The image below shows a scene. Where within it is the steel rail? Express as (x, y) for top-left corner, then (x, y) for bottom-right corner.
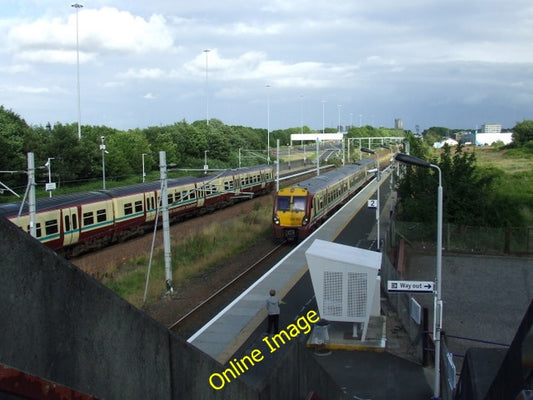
(168, 242), (285, 330)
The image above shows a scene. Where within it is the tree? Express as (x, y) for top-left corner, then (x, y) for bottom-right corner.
(0, 106), (33, 189)
(512, 120), (533, 145)
(47, 123), (87, 184)
(396, 142), (524, 228)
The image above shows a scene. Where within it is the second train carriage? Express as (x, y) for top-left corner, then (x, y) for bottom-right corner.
(272, 158), (374, 242)
(0, 164), (275, 256)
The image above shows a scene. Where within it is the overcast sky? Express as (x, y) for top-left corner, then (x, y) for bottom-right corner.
(1, 0), (532, 133)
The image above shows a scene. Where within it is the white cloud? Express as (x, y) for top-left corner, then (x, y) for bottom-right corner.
(7, 7), (175, 65)
(1, 0), (532, 131)
(119, 68), (166, 80)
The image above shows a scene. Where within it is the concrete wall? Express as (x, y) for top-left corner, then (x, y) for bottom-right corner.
(0, 216), (340, 399)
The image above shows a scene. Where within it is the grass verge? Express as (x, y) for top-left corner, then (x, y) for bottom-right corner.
(101, 200), (272, 308)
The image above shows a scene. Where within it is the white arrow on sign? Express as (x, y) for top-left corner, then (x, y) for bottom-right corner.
(387, 280), (434, 293)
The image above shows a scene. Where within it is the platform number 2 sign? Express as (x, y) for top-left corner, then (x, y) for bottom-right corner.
(367, 199), (377, 209)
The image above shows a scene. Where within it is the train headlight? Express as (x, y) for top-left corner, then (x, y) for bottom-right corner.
(273, 215), (280, 225)
(302, 216), (309, 226)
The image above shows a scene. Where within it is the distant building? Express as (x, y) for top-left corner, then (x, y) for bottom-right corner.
(481, 124), (502, 134)
(394, 119), (403, 130)
(458, 131), (475, 145)
(476, 132), (513, 146)
(433, 138), (459, 148)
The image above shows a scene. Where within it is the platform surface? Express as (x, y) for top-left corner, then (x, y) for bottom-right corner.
(188, 174), (379, 363)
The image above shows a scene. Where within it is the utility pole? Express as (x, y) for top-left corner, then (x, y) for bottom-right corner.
(159, 151), (173, 294)
(27, 152), (36, 238)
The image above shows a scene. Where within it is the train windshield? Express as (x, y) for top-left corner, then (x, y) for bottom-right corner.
(293, 196), (306, 211)
(276, 196), (306, 211)
(276, 196), (290, 211)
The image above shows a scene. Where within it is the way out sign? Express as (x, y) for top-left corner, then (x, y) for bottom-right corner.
(387, 280), (434, 293)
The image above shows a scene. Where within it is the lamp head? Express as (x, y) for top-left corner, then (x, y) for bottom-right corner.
(395, 153), (431, 168)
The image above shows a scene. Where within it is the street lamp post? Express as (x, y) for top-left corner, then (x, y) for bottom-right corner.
(395, 153), (443, 399)
(100, 136), (107, 189)
(322, 100), (326, 134)
(361, 147), (380, 250)
(299, 94), (304, 134)
(266, 84), (271, 164)
(45, 157), (55, 197)
(337, 104), (342, 133)
(204, 150), (208, 175)
(71, 3), (83, 139)
(142, 153), (148, 182)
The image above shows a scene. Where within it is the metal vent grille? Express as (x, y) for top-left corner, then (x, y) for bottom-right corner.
(323, 271), (343, 317)
(347, 272), (367, 317)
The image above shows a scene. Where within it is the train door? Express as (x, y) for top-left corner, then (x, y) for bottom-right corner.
(197, 183), (205, 207)
(62, 207), (80, 246)
(145, 192), (157, 222)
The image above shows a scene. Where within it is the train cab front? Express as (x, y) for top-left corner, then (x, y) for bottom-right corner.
(272, 187), (310, 242)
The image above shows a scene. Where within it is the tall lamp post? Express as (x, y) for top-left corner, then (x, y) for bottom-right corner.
(322, 100), (326, 134)
(361, 147), (380, 250)
(204, 49), (210, 126)
(266, 84), (271, 164)
(71, 3), (83, 139)
(395, 153), (443, 399)
(337, 104), (342, 133)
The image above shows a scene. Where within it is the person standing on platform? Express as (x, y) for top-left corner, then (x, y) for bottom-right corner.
(265, 289), (281, 335)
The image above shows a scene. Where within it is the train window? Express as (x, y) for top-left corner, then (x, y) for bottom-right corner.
(175, 192), (181, 202)
(207, 185), (216, 195)
(64, 215), (70, 232)
(135, 201), (143, 213)
(124, 202), (133, 215)
(182, 190), (189, 201)
(276, 196), (290, 211)
(26, 223), (42, 237)
(97, 209), (107, 222)
(190, 189), (196, 199)
(83, 211), (94, 226)
(168, 193), (174, 204)
(72, 215), (78, 229)
(293, 196), (306, 211)
(45, 219), (59, 235)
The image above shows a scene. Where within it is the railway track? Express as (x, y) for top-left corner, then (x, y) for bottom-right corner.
(168, 242), (290, 340)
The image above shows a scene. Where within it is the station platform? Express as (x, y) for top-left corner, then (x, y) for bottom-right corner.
(188, 172), (383, 363)
(307, 316), (387, 353)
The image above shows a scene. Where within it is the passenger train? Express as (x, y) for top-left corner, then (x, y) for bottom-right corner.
(272, 158), (375, 242)
(0, 165), (275, 257)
